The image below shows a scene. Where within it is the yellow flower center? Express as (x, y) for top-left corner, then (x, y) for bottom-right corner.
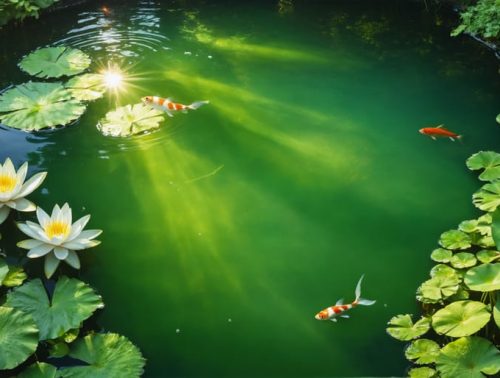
(45, 221), (70, 239)
(0, 174), (17, 193)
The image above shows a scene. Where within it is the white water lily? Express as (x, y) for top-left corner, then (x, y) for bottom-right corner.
(17, 203), (102, 278)
(0, 158), (47, 225)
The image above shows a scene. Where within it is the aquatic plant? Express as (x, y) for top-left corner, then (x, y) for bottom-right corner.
(65, 73), (106, 101)
(0, 0), (59, 28)
(0, 158), (46, 224)
(451, 0), (500, 40)
(387, 150), (500, 376)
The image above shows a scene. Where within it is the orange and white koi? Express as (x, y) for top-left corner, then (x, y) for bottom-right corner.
(419, 125), (462, 141)
(315, 275), (376, 322)
(141, 96), (209, 118)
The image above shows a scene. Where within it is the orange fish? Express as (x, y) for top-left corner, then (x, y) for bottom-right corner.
(141, 96), (209, 118)
(419, 125), (462, 141)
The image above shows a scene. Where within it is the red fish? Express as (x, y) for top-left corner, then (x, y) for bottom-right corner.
(419, 125), (462, 141)
(142, 96), (209, 118)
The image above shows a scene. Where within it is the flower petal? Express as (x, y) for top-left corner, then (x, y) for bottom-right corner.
(61, 203), (72, 226)
(36, 206), (51, 228)
(3, 158), (15, 176)
(0, 206), (10, 224)
(26, 221), (51, 243)
(76, 229), (102, 240)
(44, 253), (60, 279)
(17, 239), (45, 249)
(14, 171), (47, 199)
(54, 247), (69, 260)
(51, 203), (61, 220)
(65, 250), (80, 269)
(10, 198), (36, 212)
(11, 162), (27, 197)
(27, 243), (54, 258)
(66, 214), (90, 241)
(17, 222), (44, 241)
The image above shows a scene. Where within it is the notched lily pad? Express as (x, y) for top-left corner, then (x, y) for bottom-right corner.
(432, 300), (491, 337)
(2, 266), (27, 287)
(0, 82), (86, 131)
(431, 248), (452, 263)
(466, 151), (500, 181)
(476, 250), (500, 264)
(439, 230), (471, 250)
(450, 252), (477, 269)
(464, 263), (500, 292)
(418, 267), (460, 303)
(473, 182), (500, 212)
(408, 367), (437, 378)
(97, 103), (165, 137)
(405, 339), (440, 365)
(19, 46), (91, 78)
(18, 362), (58, 378)
(66, 74), (106, 101)
(386, 314), (430, 341)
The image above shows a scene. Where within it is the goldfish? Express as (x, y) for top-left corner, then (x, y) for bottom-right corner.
(315, 275), (375, 322)
(141, 96), (209, 117)
(419, 125), (462, 141)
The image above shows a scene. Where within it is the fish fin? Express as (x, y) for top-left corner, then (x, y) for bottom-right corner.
(330, 318), (337, 322)
(355, 275), (364, 301)
(431, 136), (436, 140)
(340, 314), (350, 318)
(357, 298), (376, 306)
(450, 137), (455, 142)
(335, 298), (344, 306)
(165, 110), (174, 118)
(354, 275), (375, 306)
(436, 124), (444, 128)
(188, 100), (210, 110)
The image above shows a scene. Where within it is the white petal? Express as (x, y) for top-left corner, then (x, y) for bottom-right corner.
(3, 158), (15, 176)
(76, 229), (102, 240)
(0, 206), (10, 224)
(27, 244), (54, 258)
(66, 215), (90, 241)
(51, 203), (61, 219)
(61, 240), (87, 250)
(54, 247), (69, 260)
(17, 239), (45, 249)
(14, 171), (47, 199)
(11, 198), (36, 212)
(61, 203), (72, 226)
(65, 250), (80, 269)
(17, 222), (44, 241)
(44, 253), (60, 278)
(10, 162), (27, 197)
(26, 221), (50, 243)
(36, 207), (51, 228)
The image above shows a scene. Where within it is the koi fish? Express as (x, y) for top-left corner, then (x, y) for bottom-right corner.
(315, 275), (376, 322)
(419, 125), (462, 141)
(141, 96), (209, 118)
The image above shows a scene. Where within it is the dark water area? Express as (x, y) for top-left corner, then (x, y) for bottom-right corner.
(0, 1), (499, 376)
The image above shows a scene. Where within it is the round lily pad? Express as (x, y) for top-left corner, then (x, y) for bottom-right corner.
(19, 47), (91, 78)
(0, 82), (86, 131)
(417, 273), (460, 303)
(464, 263), (500, 292)
(408, 367), (437, 378)
(430, 248), (452, 263)
(439, 230), (471, 250)
(66, 74), (106, 101)
(432, 300), (491, 337)
(450, 252), (477, 269)
(97, 103), (165, 137)
(459, 219), (478, 233)
(18, 362), (58, 378)
(386, 314), (430, 341)
(58, 333), (145, 377)
(473, 182), (500, 212)
(466, 151), (500, 181)
(0, 306), (39, 370)
(2, 266), (27, 287)
(494, 292), (500, 329)
(6, 277), (103, 340)
(476, 250), (500, 264)
(436, 336), (500, 378)
(405, 339), (440, 365)
(430, 264), (458, 278)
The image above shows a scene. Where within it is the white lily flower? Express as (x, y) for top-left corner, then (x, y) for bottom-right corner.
(17, 203), (102, 278)
(0, 158), (47, 225)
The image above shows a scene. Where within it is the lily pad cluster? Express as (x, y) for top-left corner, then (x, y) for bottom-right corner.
(387, 150), (500, 378)
(0, 46), (106, 131)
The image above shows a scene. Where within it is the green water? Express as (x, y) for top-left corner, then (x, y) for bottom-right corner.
(1, 0), (499, 376)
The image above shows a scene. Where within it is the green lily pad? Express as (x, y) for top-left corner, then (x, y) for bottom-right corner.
(66, 74), (106, 101)
(430, 248), (452, 263)
(473, 182), (500, 212)
(430, 264), (458, 278)
(417, 272), (460, 303)
(491, 208), (500, 250)
(58, 333), (145, 377)
(439, 230), (471, 250)
(436, 336), (500, 378)
(0, 258), (8, 283)
(464, 263), (500, 292)
(494, 292), (500, 329)
(466, 151), (500, 181)
(97, 103), (165, 137)
(476, 250), (500, 263)
(386, 314), (430, 341)
(450, 252), (477, 269)
(447, 288), (470, 301)
(0, 82), (86, 131)
(6, 277), (103, 340)
(459, 219), (479, 233)
(475, 234), (495, 248)
(405, 338), (440, 364)
(432, 300), (491, 337)
(19, 47), (91, 78)
(0, 306), (39, 370)
(408, 367), (437, 378)
(2, 265), (27, 287)
(18, 362), (58, 378)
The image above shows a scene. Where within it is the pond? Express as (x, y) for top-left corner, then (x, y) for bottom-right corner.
(0, 0), (499, 376)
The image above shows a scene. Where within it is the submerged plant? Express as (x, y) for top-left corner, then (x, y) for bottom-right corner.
(17, 203), (102, 278)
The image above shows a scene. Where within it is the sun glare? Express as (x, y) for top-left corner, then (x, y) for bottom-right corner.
(103, 70), (123, 89)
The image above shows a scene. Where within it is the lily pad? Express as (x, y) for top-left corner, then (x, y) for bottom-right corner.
(97, 103), (164, 137)
(494, 292), (500, 329)
(491, 208), (500, 250)
(405, 339), (440, 364)
(66, 74), (106, 101)
(430, 264), (458, 278)
(450, 252), (477, 269)
(58, 333), (145, 377)
(430, 248), (452, 263)
(2, 266), (27, 287)
(466, 151), (500, 181)
(18, 362), (58, 378)
(386, 314), (430, 341)
(432, 300), (491, 337)
(464, 263), (500, 292)
(436, 336), (500, 378)
(439, 230), (471, 250)
(417, 272), (460, 303)
(6, 277), (103, 340)
(473, 182), (500, 212)
(0, 258), (8, 283)
(476, 250), (500, 264)
(408, 367), (437, 378)
(0, 82), (86, 131)
(19, 47), (91, 78)
(0, 306), (39, 370)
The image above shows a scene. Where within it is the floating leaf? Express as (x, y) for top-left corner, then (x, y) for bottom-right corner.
(66, 74), (106, 101)
(459, 219), (479, 233)
(436, 336), (500, 378)
(464, 263), (500, 292)
(473, 182), (500, 212)
(0, 257), (8, 283)
(450, 252), (477, 269)
(447, 288), (470, 301)
(466, 151), (500, 181)
(476, 250), (500, 263)
(0, 306), (39, 370)
(408, 367), (437, 378)
(6, 277), (103, 340)
(97, 103), (164, 137)
(386, 314), (430, 341)
(439, 230), (471, 250)
(430, 248), (452, 263)
(49, 341), (70, 358)
(0, 82), (86, 131)
(432, 300), (491, 337)
(58, 333), (145, 377)
(430, 264), (458, 278)
(497, 114), (500, 124)
(475, 234), (495, 248)
(417, 272), (460, 303)
(2, 266), (27, 287)
(494, 292), (500, 329)
(19, 47), (91, 78)
(491, 208), (500, 250)
(405, 339), (440, 364)
(18, 362), (58, 378)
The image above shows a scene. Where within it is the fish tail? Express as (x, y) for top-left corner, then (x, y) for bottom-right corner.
(188, 100), (210, 110)
(354, 274), (376, 306)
